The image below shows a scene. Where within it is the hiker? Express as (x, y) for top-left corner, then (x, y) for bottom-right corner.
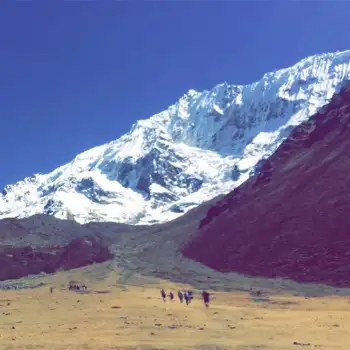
(201, 290), (210, 308)
(70, 284), (81, 292)
(161, 289), (166, 302)
(187, 290), (193, 304)
(178, 291), (184, 303)
(169, 291), (174, 302)
(184, 291), (190, 305)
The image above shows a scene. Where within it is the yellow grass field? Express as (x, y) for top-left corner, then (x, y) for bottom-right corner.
(0, 266), (350, 350)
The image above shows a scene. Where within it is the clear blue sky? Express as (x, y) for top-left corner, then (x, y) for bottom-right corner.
(1, 1), (349, 189)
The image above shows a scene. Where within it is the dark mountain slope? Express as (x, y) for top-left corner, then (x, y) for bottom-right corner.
(182, 84), (350, 288)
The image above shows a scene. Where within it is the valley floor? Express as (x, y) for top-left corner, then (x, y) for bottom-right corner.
(0, 265), (350, 350)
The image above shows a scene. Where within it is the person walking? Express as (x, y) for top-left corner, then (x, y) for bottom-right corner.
(184, 291), (190, 305)
(201, 290), (210, 308)
(188, 290), (193, 304)
(161, 289), (166, 302)
(169, 291), (174, 302)
(177, 291), (184, 303)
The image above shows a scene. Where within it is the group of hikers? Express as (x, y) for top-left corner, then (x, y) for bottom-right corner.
(161, 288), (212, 308)
(68, 282), (88, 292)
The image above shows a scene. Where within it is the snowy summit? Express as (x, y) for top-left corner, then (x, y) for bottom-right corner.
(1, 50), (350, 225)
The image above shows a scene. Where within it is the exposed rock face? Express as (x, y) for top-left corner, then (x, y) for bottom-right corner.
(0, 237), (113, 281)
(182, 84), (350, 288)
(0, 216), (114, 281)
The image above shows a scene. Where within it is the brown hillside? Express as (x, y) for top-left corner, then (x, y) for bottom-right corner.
(182, 84), (350, 288)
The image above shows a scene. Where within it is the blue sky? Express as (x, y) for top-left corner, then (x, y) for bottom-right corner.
(1, 1), (349, 188)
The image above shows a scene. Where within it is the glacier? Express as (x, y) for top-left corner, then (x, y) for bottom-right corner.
(1, 50), (350, 225)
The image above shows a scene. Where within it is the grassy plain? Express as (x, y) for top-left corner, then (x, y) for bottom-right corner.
(0, 264), (349, 350)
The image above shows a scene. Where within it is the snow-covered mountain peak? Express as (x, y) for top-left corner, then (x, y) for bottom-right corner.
(1, 50), (350, 224)
(186, 88), (201, 97)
